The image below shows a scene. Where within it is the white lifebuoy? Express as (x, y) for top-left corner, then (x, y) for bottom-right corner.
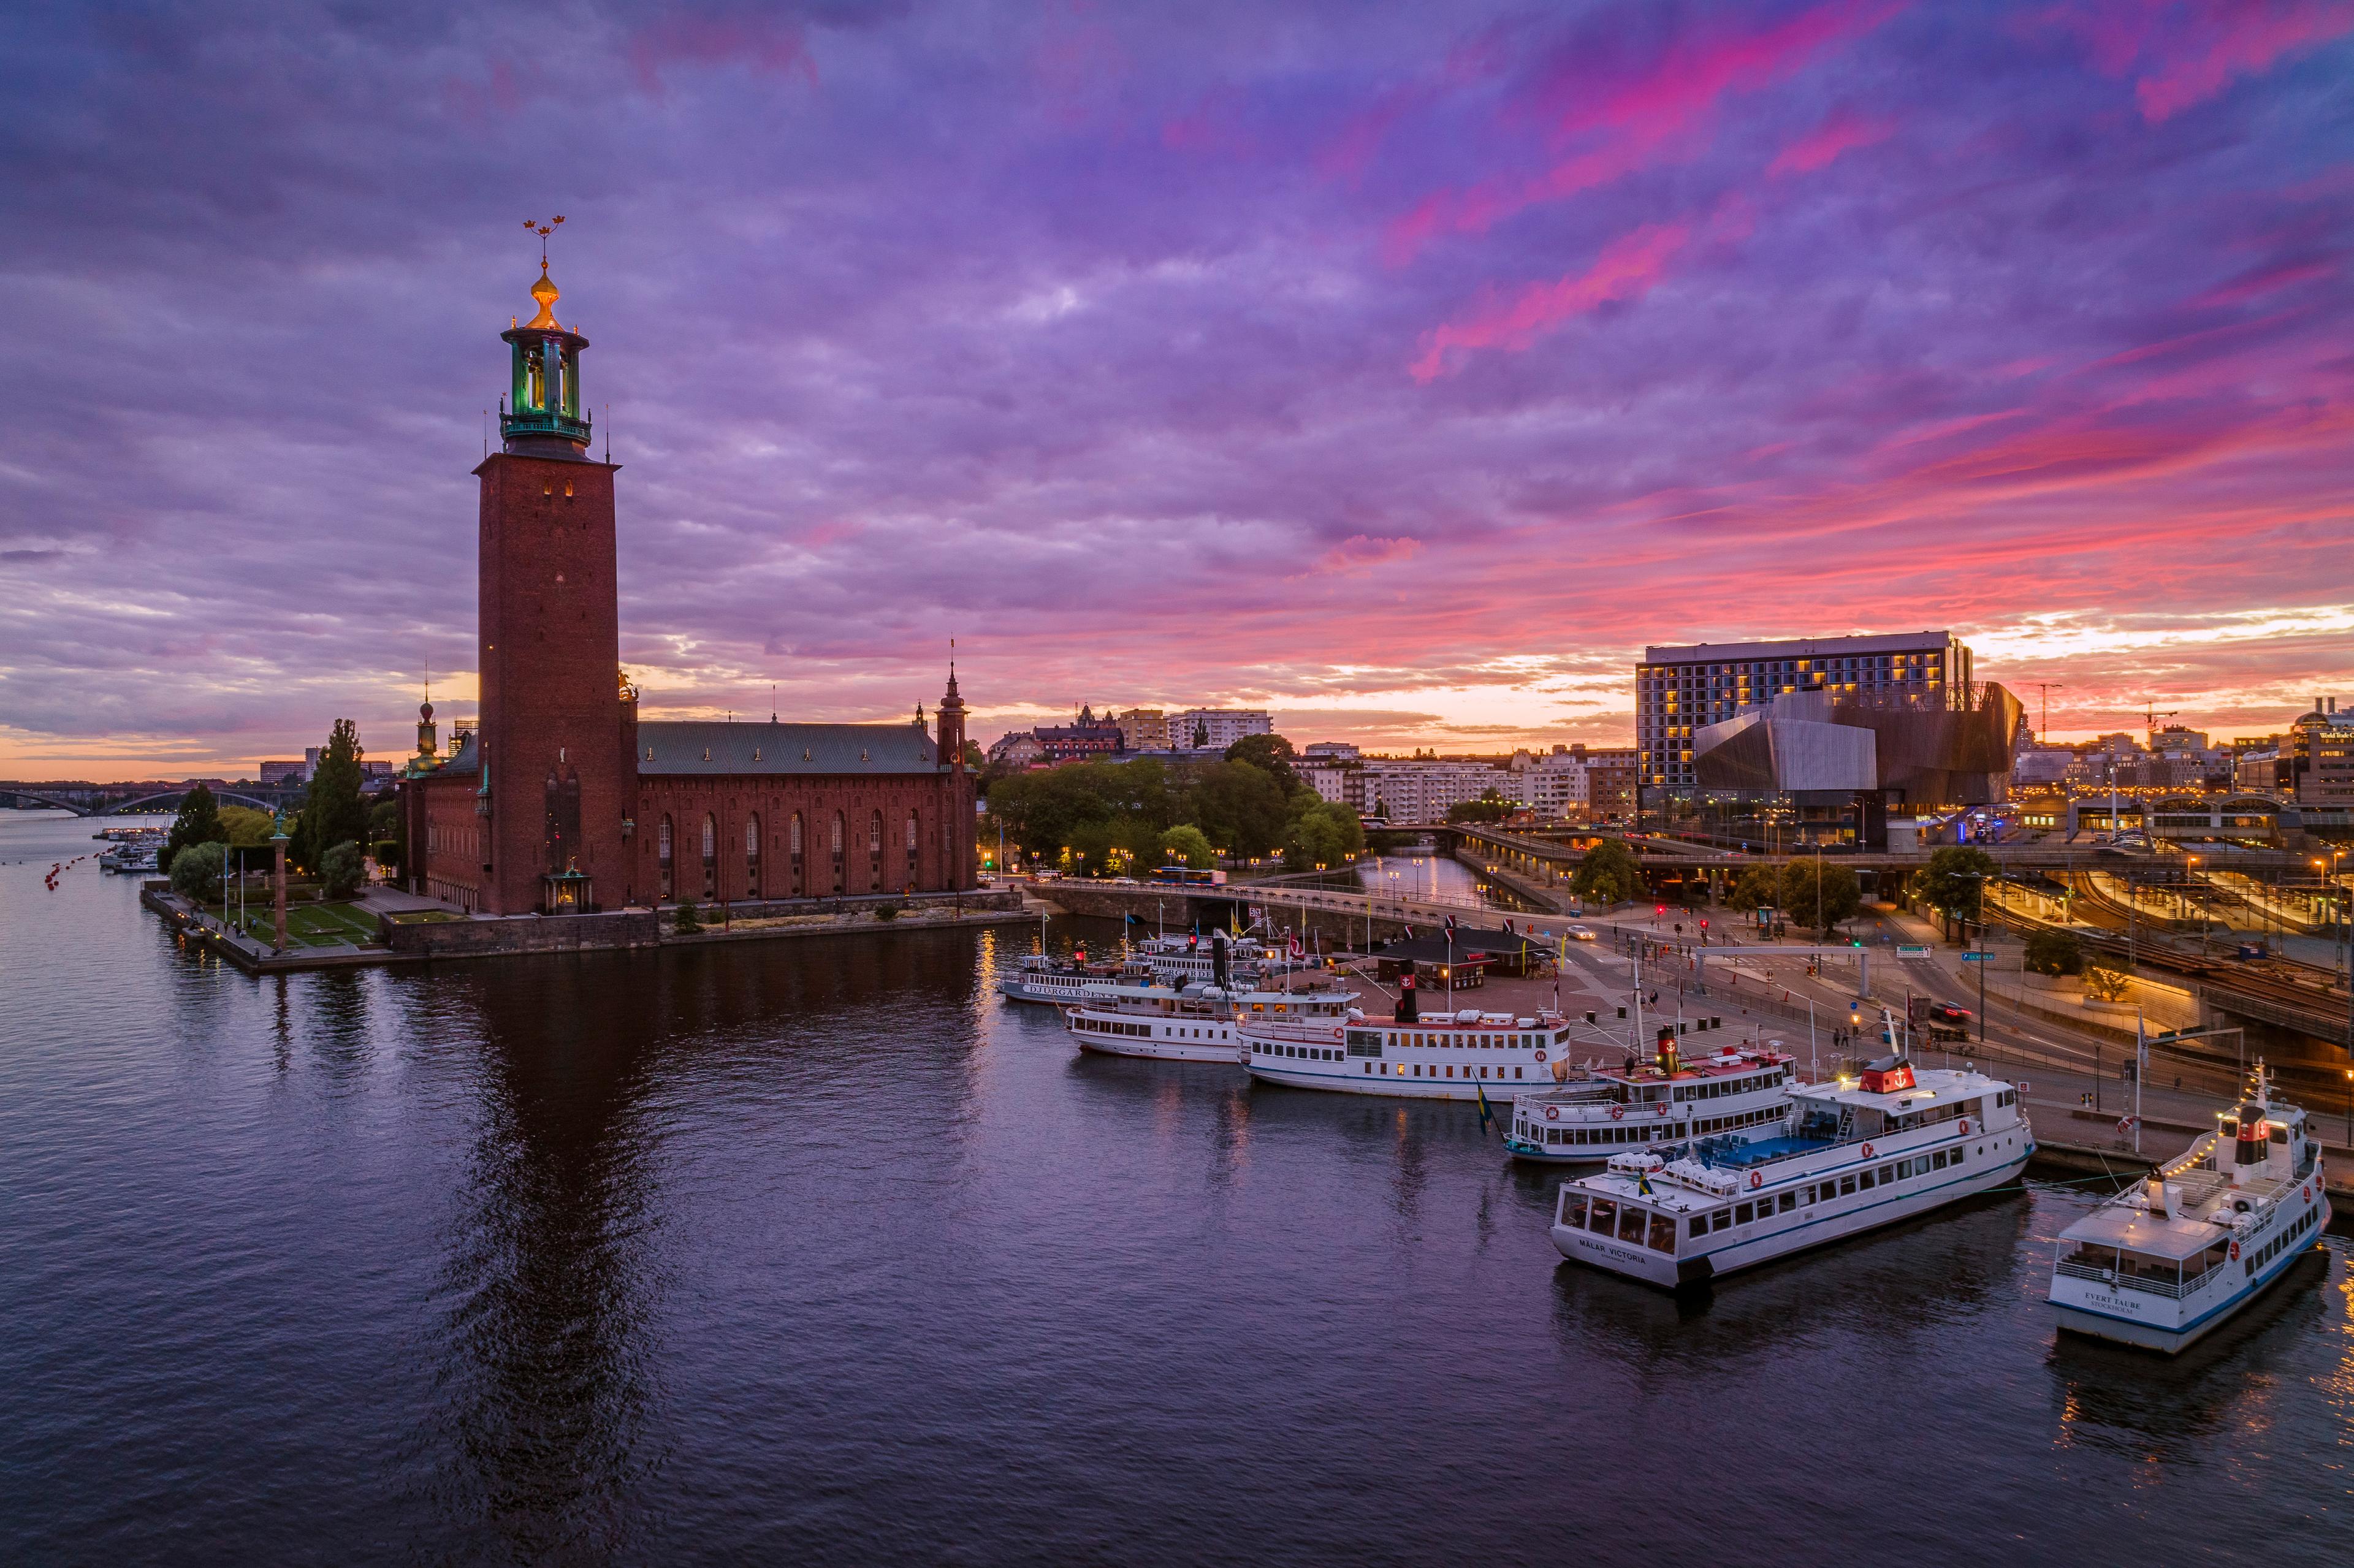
(1862, 1143), (1875, 1159)
(1332, 1026), (1344, 1041)
(1957, 1118), (1970, 1136)
(1609, 1105), (1625, 1121)
(1544, 1105), (1560, 1122)
(1748, 1171), (1762, 1190)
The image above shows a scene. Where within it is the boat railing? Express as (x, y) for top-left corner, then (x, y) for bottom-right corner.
(2054, 1257), (2221, 1301)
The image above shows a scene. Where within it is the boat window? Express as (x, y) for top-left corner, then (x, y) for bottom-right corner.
(1648, 1214), (1677, 1253)
(2270, 1125), (2288, 1144)
(1839, 1174), (1857, 1196)
(1562, 1193), (1588, 1228)
(1710, 1210), (1731, 1232)
(1777, 1192), (1797, 1214)
(2118, 1250), (2181, 1287)
(1734, 1202), (1754, 1225)
(1617, 1206), (1646, 1244)
(1857, 1170), (1875, 1190)
(1880, 1165), (1897, 1184)
(2219, 1118), (2238, 1138)
(1588, 1198), (1617, 1233)
(2062, 1241), (2119, 1273)
(1689, 1217), (1708, 1239)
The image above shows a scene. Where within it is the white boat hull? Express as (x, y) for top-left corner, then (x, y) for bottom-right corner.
(1075, 1034), (1239, 1064)
(1242, 1060), (1518, 1102)
(1553, 1141), (2033, 1288)
(2049, 1184), (2330, 1353)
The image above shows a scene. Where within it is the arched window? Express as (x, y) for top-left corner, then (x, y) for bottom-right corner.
(701, 812), (717, 899)
(791, 813), (804, 857)
(657, 815), (674, 900)
(905, 810), (918, 853)
(869, 811), (882, 854)
(745, 813), (761, 900)
(831, 811), (846, 893)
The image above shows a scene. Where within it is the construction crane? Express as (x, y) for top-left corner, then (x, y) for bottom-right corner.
(2030, 682), (2063, 740)
(2143, 700), (2179, 742)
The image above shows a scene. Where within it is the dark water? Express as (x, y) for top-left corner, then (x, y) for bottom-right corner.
(4, 809), (2349, 1566)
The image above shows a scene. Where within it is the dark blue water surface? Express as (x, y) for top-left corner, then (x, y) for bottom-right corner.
(4, 809), (2349, 1566)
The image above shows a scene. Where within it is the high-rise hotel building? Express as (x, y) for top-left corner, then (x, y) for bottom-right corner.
(1636, 631), (1975, 792)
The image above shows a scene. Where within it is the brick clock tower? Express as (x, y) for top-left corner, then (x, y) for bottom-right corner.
(474, 259), (628, 914)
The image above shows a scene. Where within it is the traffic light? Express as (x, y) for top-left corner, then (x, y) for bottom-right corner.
(1655, 904), (1666, 916)
(1699, 919), (1708, 931)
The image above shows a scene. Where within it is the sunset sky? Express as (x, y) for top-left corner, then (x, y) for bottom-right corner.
(3, 1), (2351, 779)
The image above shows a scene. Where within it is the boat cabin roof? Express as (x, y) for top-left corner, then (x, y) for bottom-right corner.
(1593, 1049), (1791, 1085)
(2060, 1203), (2225, 1257)
(1791, 1065), (2004, 1114)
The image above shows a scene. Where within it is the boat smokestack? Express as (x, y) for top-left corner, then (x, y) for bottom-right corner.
(1656, 1026), (1678, 1077)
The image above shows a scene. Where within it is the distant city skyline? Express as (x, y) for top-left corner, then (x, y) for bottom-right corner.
(4, 2), (2351, 780)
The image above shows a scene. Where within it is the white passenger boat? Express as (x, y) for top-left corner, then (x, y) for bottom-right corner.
(1243, 999), (1574, 1102)
(1135, 931), (1284, 988)
(1549, 1033), (2032, 1287)
(1065, 980), (1242, 1062)
(2048, 1064), (2328, 1353)
(100, 841), (159, 873)
(1504, 1032), (1797, 1164)
(997, 951), (1148, 1005)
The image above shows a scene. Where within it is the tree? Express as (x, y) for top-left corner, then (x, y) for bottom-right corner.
(1572, 839), (1645, 906)
(161, 782), (226, 874)
(1780, 859), (1862, 935)
(218, 805), (278, 848)
(1192, 720), (1209, 750)
(369, 797), (405, 877)
(1726, 866), (1780, 911)
(170, 840), (226, 905)
(1284, 800), (1365, 869)
(1918, 845), (1997, 921)
(1447, 789), (1513, 824)
(2083, 964), (2131, 1002)
(318, 841), (366, 899)
(2024, 927), (2083, 976)
(1223, 733), (1297, 791)
(1181, 760), (1293, 858)
(293, 718), (368, 873)
(1160, 824), (1215, 868)
(673, 899), (703, 934)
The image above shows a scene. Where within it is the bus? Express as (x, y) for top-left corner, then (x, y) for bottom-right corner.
(1148, 866), (1228, 887)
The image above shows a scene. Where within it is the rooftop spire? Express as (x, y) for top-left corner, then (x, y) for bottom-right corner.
(499, 217), (592, 458)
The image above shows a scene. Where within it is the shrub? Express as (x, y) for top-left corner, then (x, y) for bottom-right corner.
(875, 902), (902, 921)
(2083, 964), (2131, 1003)
(673, 899), (703, 934)
(318, 841), (366, 900)
(170, 840), (226, 905)
(2023, 927), (2083, 977)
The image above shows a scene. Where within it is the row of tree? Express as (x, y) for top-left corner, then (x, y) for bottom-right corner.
(981, 736), (1365, 873)
(159, 718), (380, 900)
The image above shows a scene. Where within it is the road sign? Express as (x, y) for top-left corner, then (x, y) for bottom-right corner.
(1897, 945), (1930, 957)
(1960, 951), (1992, 962)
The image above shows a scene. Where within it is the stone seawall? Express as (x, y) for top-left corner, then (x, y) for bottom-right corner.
(384, 908), (663, 958)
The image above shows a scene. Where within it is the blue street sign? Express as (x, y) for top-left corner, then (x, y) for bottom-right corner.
(1961, 951), (1992, 962)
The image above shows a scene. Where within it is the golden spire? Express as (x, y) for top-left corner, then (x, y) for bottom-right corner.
(522, 215), (566, 329)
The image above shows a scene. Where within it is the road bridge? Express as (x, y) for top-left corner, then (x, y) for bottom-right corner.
(0, 780), (306, 817)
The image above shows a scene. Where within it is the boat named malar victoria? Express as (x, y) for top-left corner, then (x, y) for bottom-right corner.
(1504, 1029), (1794, 1163)
(1243, 995), (1574, 1102)
(2048, 1064), (2328, 1353)
(1550, 1038), (2031, 1286)
(1065, 980), (1244, 1063)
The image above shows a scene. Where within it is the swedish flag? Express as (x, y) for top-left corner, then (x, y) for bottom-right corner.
(1475, 1079), (1496, 1135)
(1637, 1169), (1656, 1197)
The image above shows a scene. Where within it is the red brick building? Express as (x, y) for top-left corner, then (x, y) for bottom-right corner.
(404, 263), (975, 915)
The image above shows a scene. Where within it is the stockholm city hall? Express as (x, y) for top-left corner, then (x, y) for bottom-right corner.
(403, 256), (977, 916)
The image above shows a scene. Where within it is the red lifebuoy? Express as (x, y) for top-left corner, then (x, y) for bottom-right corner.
(1534, 1049), (1546, 1062)
(1610, 1105), (1625, 1121)
(2230, 1241), (2241, 1261)
(1957, 1119), (1970, 1136)
(1862, 1143), (1875, 1159)
(1748, 1171), (1762, 1190)
(1656, 1103), (1669, 1117)
(1331, 1026), (1344, 1041)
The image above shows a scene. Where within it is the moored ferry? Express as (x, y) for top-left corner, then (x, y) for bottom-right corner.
(1065, 980), (1243, 1063)
(1504, 1034), (1796, 1164)
(1243, 1002), (1574, 1102)
(2048, 1064), (2328, 1353)
(1549, 1034), (2032, 1287)
(997, 951), (1148, 1005)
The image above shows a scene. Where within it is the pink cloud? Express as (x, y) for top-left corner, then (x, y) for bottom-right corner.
(2135, 0), (2354, 121)
(1768, 108), (1894, 176)
(1306, 534), (1424, 576)
(1386, 1), (1896, 261)
(1410, 220), (1693, 381)
(2190, 254), (2342, 308)
(627, 15), (815, 99)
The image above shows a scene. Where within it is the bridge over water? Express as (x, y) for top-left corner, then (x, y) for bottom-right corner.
(0, 780), (308, 818)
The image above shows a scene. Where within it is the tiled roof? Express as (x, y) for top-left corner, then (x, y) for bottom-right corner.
(637, 720), (940, 776)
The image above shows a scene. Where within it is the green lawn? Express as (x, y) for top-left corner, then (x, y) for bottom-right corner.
(229, 900), (381, 948)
